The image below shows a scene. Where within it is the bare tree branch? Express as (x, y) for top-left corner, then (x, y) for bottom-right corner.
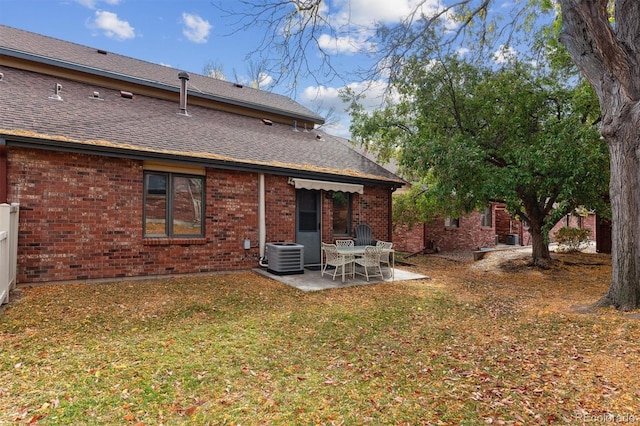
(216, 0), (540, 93)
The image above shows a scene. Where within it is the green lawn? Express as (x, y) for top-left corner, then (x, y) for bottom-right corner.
(1, 253), (639, 424)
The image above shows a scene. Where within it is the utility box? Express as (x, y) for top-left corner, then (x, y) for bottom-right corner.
(266, 242), (304, 275)
(506, 234), (519, 245)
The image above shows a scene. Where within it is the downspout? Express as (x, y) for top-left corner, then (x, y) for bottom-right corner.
(0, 138), (7, 204)
(258, 173), (267, 267)
(387, 187), (394, 241)
(423, 222), (428, 253)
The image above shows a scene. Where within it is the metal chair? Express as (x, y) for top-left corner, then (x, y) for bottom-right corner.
(321, 243), (355, 281)
(354, 223), (377, 246)
(335, 239), (354, 248)
(354, 245), (383, 281)
(376, 241), (393, 276)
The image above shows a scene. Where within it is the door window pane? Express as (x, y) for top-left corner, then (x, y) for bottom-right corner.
(299, 212), (317, 231)
(298, 191), (318, 232)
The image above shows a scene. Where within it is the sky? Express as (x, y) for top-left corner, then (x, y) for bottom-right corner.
(0, 0), (531, 139)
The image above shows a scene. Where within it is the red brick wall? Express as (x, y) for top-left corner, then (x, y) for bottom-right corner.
(7, 147), (392, 283)
(549, 213), (597, 242)
(7, 148), (268, 283)
(423, 211), (496, 252)
(392, 223), (425, 253)
(393, 207), (498, 253)
(321, 191), (334, 243)
(353, 186), (391, 242)
(264, 175), (296, 243)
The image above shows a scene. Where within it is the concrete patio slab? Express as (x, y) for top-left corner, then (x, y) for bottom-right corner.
(253, 267), (429, 292)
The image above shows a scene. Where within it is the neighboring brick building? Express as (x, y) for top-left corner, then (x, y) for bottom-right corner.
(394, 201), (600, 254)
(549, 212), (597, 243)
(0, 25), (403, 284)
(393, 204), (499, 253)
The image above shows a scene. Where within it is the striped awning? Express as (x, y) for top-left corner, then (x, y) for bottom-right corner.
(289, 178), (364, 194)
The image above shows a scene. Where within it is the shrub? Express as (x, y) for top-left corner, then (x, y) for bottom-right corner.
(555, 227), (591, 252)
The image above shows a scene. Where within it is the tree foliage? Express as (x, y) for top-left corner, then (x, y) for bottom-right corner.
(349, 56), (609, 264)
(554, 226), (592, 252)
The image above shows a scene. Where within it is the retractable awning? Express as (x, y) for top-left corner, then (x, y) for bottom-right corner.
(289, 178), (364, 194)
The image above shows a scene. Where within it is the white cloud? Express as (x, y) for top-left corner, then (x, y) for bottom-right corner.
(318, 33), (374, 55)
(74, 0), (121, 9)
(331, 0), (442, 26)
(493, 44), (518, 64)
(313, 0), (454, 56)
(302, 85), (343, 110)
(234, 72), (274, 89)
(322, 121), (352, 139)
(181, 13), (212, 44)
(301, 80), (398, 138)
(456, 47), (471, 57)
(90, 10), (135, 40)
(257, 72), (274, 87)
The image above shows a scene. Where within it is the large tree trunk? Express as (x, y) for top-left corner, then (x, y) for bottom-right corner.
(596, 111), (640, 310)
(560, 0), (640, 310)
(529, 225), (551, 267)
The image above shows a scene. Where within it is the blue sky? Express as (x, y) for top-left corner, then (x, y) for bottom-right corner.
(1, 0), (531, 138)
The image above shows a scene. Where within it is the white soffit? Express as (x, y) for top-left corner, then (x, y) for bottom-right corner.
(289, 178), (364, 194)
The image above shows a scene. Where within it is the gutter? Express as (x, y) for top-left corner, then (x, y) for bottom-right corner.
(0, 138), (6, 203)
(258, 174), (267, 267)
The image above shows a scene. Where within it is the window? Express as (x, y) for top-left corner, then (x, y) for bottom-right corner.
(332, 192), (351, 235)
(481, 205), (493, 227)
(444, 217), (459, 228)
(144, 171), (204, 237)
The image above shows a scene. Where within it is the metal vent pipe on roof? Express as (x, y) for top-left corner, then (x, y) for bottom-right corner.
(49, 83), (63, 101)
(178, 71), (190, 116)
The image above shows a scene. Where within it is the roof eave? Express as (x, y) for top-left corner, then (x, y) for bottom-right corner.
(1, 134), (403, 188)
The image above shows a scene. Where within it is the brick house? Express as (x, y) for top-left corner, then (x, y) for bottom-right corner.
(393, 204), (499, 253)
(0, 25), (403, 284)
(394, 201), (600, 254)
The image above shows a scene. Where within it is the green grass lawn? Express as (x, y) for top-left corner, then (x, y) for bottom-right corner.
(1, 253), (639, 424)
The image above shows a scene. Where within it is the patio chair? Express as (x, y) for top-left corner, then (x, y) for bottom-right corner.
(376, 241), (393, 276)
(321, 243), (355, 281)
(354, 223), (377, 246)
(335, 239), (354, 248)
(354, 245), (383, 281)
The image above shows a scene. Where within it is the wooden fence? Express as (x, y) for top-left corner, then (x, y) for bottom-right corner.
(0, 203), (19, 305)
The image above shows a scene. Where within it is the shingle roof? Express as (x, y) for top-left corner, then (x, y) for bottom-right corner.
(0, 25), (324, 124)
(0, 67), (403, 185)
(0, 26), (403, 186)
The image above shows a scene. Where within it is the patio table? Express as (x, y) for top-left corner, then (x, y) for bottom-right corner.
(327, 245), (395, 283)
